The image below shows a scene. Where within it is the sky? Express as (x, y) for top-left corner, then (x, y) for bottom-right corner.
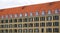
(0, 0), (59, 9)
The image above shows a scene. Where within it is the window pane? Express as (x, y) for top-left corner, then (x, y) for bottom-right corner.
(34, 17), (39, 21)
(23, 24), (27, 27)
(9, 19), (12, 23)
(53, 22), (59, 26)
(18, 29), (22, 33)
(14, 19), (17, 22)
(23, 18), (28, 22)
(5, 20), (8, 23)
(46, 28), (52, 32)
(53, 28), (59, 32)
(40, 23), (45, 27)
(34, 28), (39, 32)
(53, 16), (59, 20)
(29, 29), (33, 32)
(46, 22), (52, 26)
(28, 23), (33, 27)
(34, 23), (39, 27)
(40, 17), (45, 21)
(18, 24), (22, 28)
(18, 19), (22, 22)
(46, 16), (52, 21)
(28, 18), (33, 22)
(41, 28), (44, 32)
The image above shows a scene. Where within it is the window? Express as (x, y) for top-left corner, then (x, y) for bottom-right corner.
(5, 29), (8, 33)
(14, 29), (17, 32)
(41, 28), (44, 32)
(28, 18), (33, 22)
(1, 16), (4, 19)
(34, 17), (39, 21)
(53, 16), (59, 20)
(30, 12), (33, 16)
(53, 22), (59, 26)
(48, 10), (51, 14)
(36, 11), (39, 16)
(34, 23), (39, 27)
(18, 24), (22, 28)
(1, 20), (4, 23)
(15, 14), (18, 18)
(5, 20), (8, 23)
(14, 19), (17, 22)
(23, 18), (28, 22)
(53, 28), (59, 32)
(5, 24), (8, 28)
(14, 24), (17, 28)
(46, 22), (52, 26)
(40, 23), (45, 27)
(29, 29), (33, 32)
(9, 24), (12, 28)
(18, 18), (22, 22)
(9, 14), (13, 18)
(55, 9), (59, 14)
(5, 15), (8, 18)
(20, 13), (22, 17)
(18, 29), (22, 33)
(46, 28), (52, 32)
(34, 28), (39, 32)
(9, 29), (12, 33)
(28, 23), (33, 27)
(25, 13), (28, 16)
(23, 24), (27, 27)
(42, 11), (45, 15)
(9, 19), (12, 23)
(46, 16), (52, 21)
(23, 29), (27, 32)
(40, 17), (45, 21)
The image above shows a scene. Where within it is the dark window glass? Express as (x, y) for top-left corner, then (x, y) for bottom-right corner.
(28, 18), (33, 22)
(5, 29), (8, 33)
(53, 22), (59, 26)
(41, 28), (44, 32)
(46, 22), (52, 26)
(5, 24), (8, 28)
(1, 20), (4, 23)
(18, 24), (22, 28)
(23, 29), (27, 32)
(9, 29), (12, 33)
(53, 16), (59, 20)
(53, 28), (59, 32)
(14, 19), (17, 22)
(40, 17), (45, 21)
(34, 17), (39, 21)
(28, 23), (33, 27)
(34, 28), (39, 32)
(14, 24), (17, 28)
(40, 23), (45, 27)
(18, 19), (22, 22)
(34, 23), (39, 27)
(9, 19), (12, 23)
(46, 16), (52, 21)
(5, 20), (8, 23)
(23, 18), (28, 22)
(9, 24), (12, 28)
(18, 29), (22, 32)
(23, 24), (27, 27)
(46, 28), (52, 32)
(29, 29), (33, 32)
(14, 29), (17, 32)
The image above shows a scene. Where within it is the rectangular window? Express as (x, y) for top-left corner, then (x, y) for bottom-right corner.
(41, 28), (44, 32)
(14, 29), (17, 32)
(46, 28), (52, 32)
(28, 18), (33, 22)
(40, 23), (45, 27)
(28, 23), (33, 27)
(9, 24), (12, 28)
(14, 19), (17, 22)
(53, 16), (59, 20)
(1, 20), (4, 23)
(23, 18), (28, 22)
(5, 20), (8, 23)
(40, 17), (45, 21)
(46, 16), (52, 21)
(34, 28), (39, 32)
(34, 23), (39, 27)
(53, 28), (59, 32)
(18, 19), (22, 22)
(9, 29), (12, 33)
(23, 29), (27, 32)
(34, 17), (39, 21)
(18, 29), (22, 33)
(23, 24), (27, 27)
(53, 22), (59, 26)
(14, 24), (17, 28)
(46, 22), (52, 26)
(18, 24), (22, 28)
(9, 19), (12, 23)
(29, 29), (33, 32)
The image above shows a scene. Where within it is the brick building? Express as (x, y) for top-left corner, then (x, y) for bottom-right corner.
(0, 1), (60, 33)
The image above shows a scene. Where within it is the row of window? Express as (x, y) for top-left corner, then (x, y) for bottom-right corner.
(0, 9), (59, 19)
(0, 28), (59, 33)
(0, 22), (59, 28)
(0, 16), (59, 23)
